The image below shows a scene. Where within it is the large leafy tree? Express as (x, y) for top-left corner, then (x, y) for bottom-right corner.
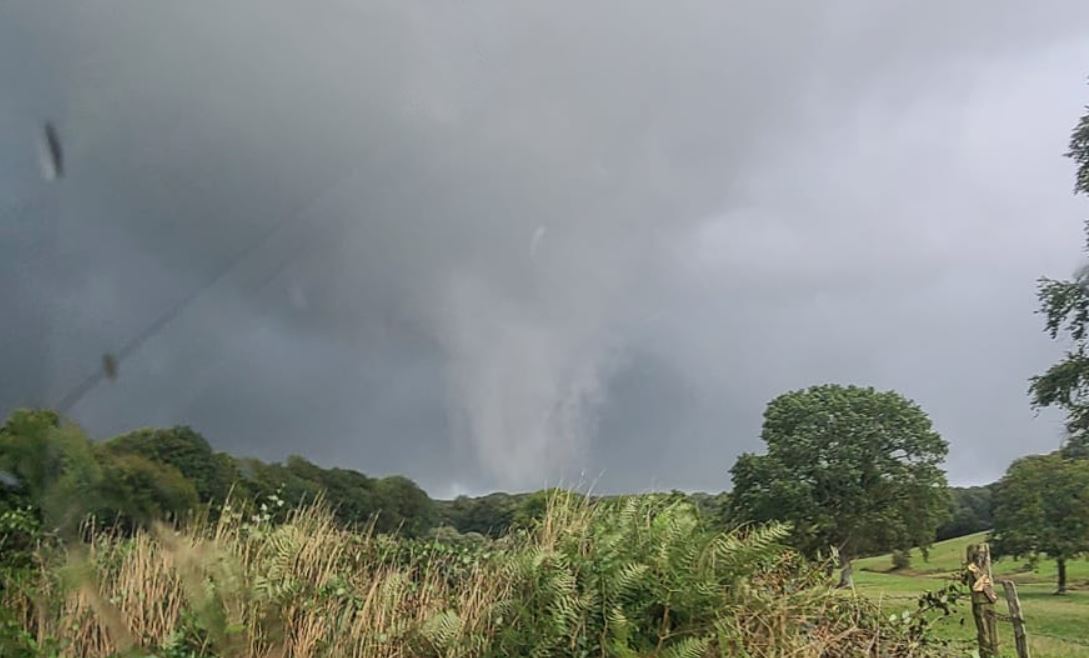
(372, 475), (436, 537)
(990, 453), (1089, 593)
(0, 409), (199, 534)
(231, 457), (323, 519)
(1031, 98), (1089, 457)
(102, 426), (239, 503)
(285, 455), (380, 527)
(0, 409), (107, 535)
(91, 452), (200, 530)
(730, 384), (950, 587)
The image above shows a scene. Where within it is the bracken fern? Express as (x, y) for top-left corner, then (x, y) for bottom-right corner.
(2, 492), (946, 657)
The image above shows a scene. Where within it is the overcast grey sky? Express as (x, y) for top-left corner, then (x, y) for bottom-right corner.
(2, 1), (1088, 497)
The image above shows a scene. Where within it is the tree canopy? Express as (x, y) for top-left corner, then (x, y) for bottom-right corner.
(102, 426), (239, 503)
(936, 485), (994, 542)
(93, 452), (199, 530)
(990, 452), (1089, 593)
(0, 409), (199, 535)
(1030, 99), (1089, 458)
(0, 402), (1018, 561)
(0, 408), (438, 538)
(729, 384), (950, 587)
(438, 492), (522, 537)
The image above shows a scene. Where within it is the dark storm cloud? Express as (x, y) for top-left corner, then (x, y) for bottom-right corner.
(2, 1), (1088, 496)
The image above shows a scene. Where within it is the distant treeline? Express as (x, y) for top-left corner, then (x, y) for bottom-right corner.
(0, 409), (433, 537)
(0, 407), (990, 543)
(936, 484), (993, 541)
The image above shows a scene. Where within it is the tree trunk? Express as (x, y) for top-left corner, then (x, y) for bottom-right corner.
(1057, 558), (1067, 595)
(837, 553), (854, 589)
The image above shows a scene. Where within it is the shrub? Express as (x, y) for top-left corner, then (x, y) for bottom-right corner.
(891, 549), (912, 571)
(0, 493), (950, 657)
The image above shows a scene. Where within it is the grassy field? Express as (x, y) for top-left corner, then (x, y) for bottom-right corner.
(853, 532), (1089, 657)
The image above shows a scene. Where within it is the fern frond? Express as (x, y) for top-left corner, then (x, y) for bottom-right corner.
(420, 609), (463, 651)
(662, 635), (711, 658)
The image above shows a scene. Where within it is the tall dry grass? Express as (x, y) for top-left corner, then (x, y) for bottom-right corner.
(10, 505), (508, 657)
(3, 493), (949, 658)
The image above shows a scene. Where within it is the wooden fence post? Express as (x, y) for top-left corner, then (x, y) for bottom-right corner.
(965, 544), (999, 658)
(1000, 579), (1030, 658)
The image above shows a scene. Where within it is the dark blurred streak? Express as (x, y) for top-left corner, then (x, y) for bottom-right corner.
(101, 353), (118, 380)
(53, 166), (366, 414)
(42, 121), (64, 180)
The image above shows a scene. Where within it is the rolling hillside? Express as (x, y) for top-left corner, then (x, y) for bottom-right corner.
(853, 532), (1089, 657)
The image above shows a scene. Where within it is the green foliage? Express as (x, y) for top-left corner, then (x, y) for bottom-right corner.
(372, 475), (436, 537)
(231, 456), (437, 537)
(1031, 97), (1089, 454)
(1071, 92), (1089, 195)
(509, 488), (555, 530)
(102, 426), (238, 504)
(1, 409), (441, 540)
(93, 452), (200, 529)
(0, 409), (61, 497)
(855, 531), (1089, 655)
(936, 485), (994, 541)
(283, 455), (375, 518)
(0, 506), (43, 576)
(0, 409), (111, 537)
(234, 457), (322, 514)
(899, 582), (966, 648)
(990, 452), (1089, 592)
(730, 384), (951, 581)
(489, 493), (875, 657)
(686, 491), (732, 529)
(427, 524), (489, 550)
(4, 493), (954, 657)
(0, 409), (203, 536)
(439, 490), (735, 542)
(0, 605), (52, 658)
(439, 492), (522, 537)
(891, 549), (911, 571)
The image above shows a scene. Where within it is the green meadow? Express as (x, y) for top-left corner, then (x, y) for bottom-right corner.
(854, 532), (1089, 657)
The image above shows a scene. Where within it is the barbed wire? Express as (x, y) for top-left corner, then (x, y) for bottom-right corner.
(50, 156), (372, 413)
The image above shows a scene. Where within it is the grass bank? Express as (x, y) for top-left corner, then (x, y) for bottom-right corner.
(854, 532), (1089, 657)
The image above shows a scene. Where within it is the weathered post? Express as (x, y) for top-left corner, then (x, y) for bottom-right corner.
(965, 544), (999, 658)
(1000, 579), (1030, 658)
